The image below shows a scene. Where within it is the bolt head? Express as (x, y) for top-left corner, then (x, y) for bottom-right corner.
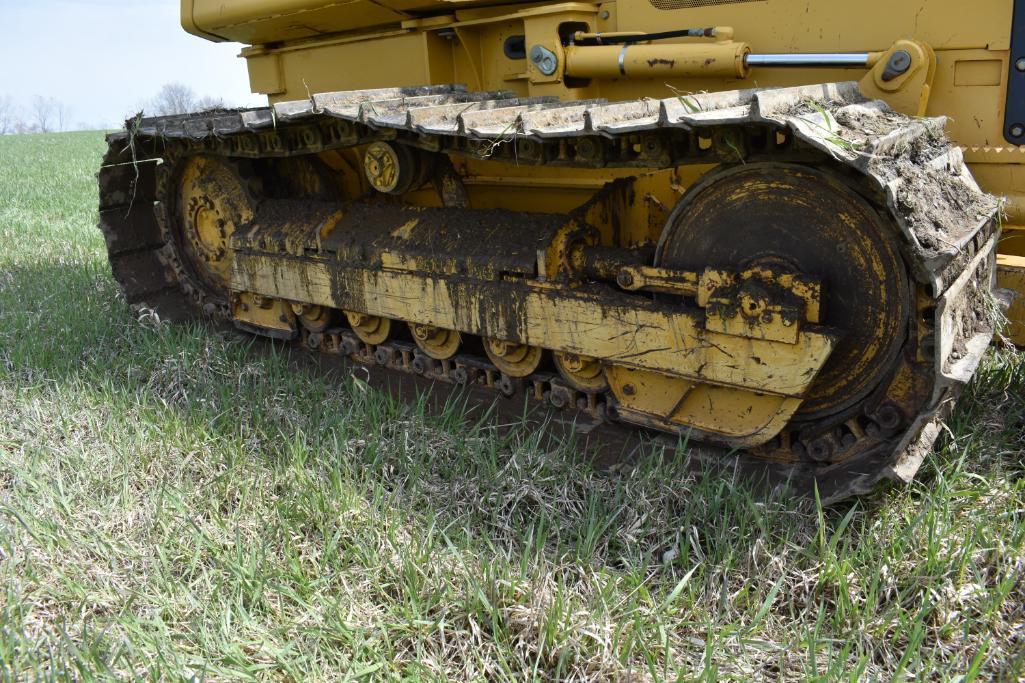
(807, 437), (835, 463)
(1010, 124), (1025, 139)
(642, 136), (662, 155)
(1016, 57), (1025, 73)
(888, 50), (912, 71)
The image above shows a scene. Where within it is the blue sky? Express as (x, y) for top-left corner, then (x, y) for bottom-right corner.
(0, 0), (263, 129)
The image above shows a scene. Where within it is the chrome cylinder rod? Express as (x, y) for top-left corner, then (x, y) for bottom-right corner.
(746, 53), (871, 67)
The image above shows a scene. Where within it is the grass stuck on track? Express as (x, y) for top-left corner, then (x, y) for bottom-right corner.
(0, 131), (1023, 681)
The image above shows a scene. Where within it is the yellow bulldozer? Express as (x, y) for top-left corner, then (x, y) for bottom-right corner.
(98, 0), (1025, 499)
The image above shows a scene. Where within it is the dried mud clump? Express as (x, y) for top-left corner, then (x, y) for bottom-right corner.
(830, 104), (999, 258)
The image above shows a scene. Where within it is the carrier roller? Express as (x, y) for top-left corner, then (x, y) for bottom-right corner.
(98, 81), (1002, 502)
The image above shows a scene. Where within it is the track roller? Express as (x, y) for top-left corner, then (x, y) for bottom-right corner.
(409, 323), (461, 360)
(553, 352), (608, 393)
(346, 311), (392, 345)
(484, 339), (544, 378)
(293, 303), (332, 332)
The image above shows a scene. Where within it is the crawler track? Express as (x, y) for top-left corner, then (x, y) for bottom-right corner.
(98, 81), (1000, 502)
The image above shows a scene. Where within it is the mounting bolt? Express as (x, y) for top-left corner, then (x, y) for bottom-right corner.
(881, 50), (912, 82)
(530, 45), (558, 76)
(410, 356), (427, 375)
(1016, 57), (1025, 73)
(546, 390), (566, 408)
(576, 137), (600, 161)
(806, 437), (835, 463)
(616, 270), (635, 288)
(873, 403), (903, 431)
(497, 375), (517, 397)
(1010, 123), (1025, 139)
(374, 346), (393, 365)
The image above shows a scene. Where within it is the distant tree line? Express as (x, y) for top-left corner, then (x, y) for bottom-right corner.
(0, 83), (228, 135)
(0, 95), (72, 134)
(148, 82), (225, 116)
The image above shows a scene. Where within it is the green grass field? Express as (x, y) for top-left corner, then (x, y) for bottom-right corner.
(1, 131), (1023, 681)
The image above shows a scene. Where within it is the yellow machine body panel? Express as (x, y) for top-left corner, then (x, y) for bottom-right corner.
(184, 0), (1024, 270)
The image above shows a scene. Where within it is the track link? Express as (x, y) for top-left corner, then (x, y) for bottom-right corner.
(98, 81), (1001, 503)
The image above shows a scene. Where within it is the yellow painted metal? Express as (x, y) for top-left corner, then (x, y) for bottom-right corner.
(563, 41), (749, 79)
(193, 0), (1024, 235)
(858, 39), (937, 117)
(230, 252), (839, 397)
(293, 303), (332, 332)
(484, 339), (544, 378)
(233, 293), (296, 336)
(553, 352), (607, 393)
(345, 310), (392, 344)
(177, 155), (254, 295)
(199, 0), (1015, 156)
(997, 255), (1025, 346)
(410, 323), (462, 359)
(176, 0), (1025, 389)
(186, 0), (410, 44)
(364, 142), (402, 193)
(605, 366), (802, 446)
(363, 141), (425, 195)
(614, 265), (699, 296)
(696, 267), (822, 344)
